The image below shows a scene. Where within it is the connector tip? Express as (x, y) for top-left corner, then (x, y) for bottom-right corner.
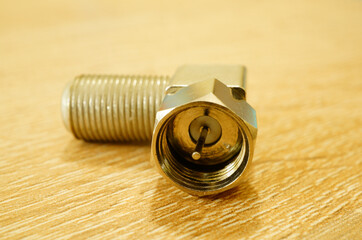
(192, 152), (201, 160)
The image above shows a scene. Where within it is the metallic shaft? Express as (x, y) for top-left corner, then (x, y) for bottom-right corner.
(62, 74), (169, 142)
(191, 126), (209, 160)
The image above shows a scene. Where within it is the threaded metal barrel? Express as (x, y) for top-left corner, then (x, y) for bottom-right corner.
(61, 74), (169, 142)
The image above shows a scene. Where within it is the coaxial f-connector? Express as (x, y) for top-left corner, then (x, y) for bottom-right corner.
(62, 65), (257, 196)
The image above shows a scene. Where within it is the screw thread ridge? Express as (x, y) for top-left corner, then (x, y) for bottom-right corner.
(64, 74), (169, 141)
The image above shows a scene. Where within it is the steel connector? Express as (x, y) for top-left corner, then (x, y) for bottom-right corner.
(151, 65), (257, 196)
(61, 65), (257, 196)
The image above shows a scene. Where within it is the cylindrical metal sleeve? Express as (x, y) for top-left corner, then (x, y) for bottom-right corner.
(61, 74), (169, 142)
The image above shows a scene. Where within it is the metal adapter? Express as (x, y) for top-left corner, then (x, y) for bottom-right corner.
(61, 65), (257, 196)
(151, 65), (257, 196)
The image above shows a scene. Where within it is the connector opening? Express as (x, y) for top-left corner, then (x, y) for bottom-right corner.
(154, 104), (251, 194)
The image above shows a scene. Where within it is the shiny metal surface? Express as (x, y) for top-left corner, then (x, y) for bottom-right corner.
(151, 66), (257, 196)
(62, 74), (169, 141)
(61, 65), (257, 196)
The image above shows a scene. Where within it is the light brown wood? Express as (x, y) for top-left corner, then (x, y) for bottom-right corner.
(0, 0), (361, 239)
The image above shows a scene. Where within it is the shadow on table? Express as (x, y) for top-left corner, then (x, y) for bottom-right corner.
(62, 139), (261, 237)
(149, 176), (260, 238)
(61, 139), (150, 169)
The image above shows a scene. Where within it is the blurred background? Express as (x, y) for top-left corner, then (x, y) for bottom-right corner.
(1, 0), (360, 75)
(1, 0), (361, 158)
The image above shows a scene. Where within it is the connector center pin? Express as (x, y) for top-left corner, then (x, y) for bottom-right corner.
(192, 126), (209, 160)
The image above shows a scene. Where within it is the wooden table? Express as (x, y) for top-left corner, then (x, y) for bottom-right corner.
(0, 0), (361, 239)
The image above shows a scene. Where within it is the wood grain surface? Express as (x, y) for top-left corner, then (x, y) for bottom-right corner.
(0, 0), (361, 239)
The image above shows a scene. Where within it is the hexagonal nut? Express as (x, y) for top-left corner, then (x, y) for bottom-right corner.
(151, 78), (257, 196)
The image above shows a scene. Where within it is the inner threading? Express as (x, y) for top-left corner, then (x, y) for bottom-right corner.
(157, 121), (249, 192)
